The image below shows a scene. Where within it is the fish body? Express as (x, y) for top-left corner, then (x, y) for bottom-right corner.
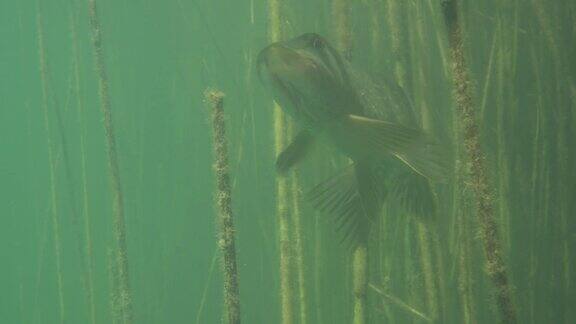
(258, 33), (448, 244)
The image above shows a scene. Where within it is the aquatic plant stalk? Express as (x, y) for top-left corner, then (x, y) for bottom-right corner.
(332, 0), (352, 60)
(284, 119), (307, 324)
(454, 173), (477, 324)
(87, 1), (133, 322)
(410, 5), (441, 319)
(290, 167), (308, 324)
(527, 46), (543, 323)
(385, 0), (407, 87)
(70, 11), (97, 324)
(494, 13), (515, 259)
(313, 210), (324, 324)
(268, 1), (295, 323)
(368, 1), (383, 69)
(352, 244), (368, 324)
(206, 90), (242, 324)
(532, 3), (573, 320)
(39, 6), (96, 323)
(195, 247), (219, 324)
(331, 2), (370, 323)
(441, 1), (517, 323)
(36, 11), (65, 324)
(369, 283), (432, 322)
(107, 248), (121, 324)
(275, 109), (294, 324)
(416, 223), (438, 321)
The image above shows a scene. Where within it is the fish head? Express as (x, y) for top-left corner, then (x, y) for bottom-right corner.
(258, 33), (360, 126)
(258, 33), (348, 81)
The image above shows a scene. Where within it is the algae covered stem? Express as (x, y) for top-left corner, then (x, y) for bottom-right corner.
(87, 0), (134, 322)
(442, 1), (517, 323)
(206, 90), (242, 324)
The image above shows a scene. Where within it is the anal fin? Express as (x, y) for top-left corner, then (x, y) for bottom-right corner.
(308, 161), (386, 247)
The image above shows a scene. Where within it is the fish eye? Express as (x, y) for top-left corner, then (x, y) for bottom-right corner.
(312, 37), (324, 49)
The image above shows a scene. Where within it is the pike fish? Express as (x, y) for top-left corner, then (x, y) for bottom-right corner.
(257, 33), (449, 245)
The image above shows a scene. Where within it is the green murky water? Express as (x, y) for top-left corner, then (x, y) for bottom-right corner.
(1, 1), (575, 323)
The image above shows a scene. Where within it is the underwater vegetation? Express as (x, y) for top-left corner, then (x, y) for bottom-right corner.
(2, 0), (575, 324)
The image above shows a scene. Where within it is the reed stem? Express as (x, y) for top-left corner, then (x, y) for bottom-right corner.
(411, 5), (441, 319)
(70, 10), (97, 324)
(455, 186), (476, 324)
(416, 223), (438, 321)
(195, 247), (219, 324)
(332, 0), (352, 60)
(268, 1), (294, 323)
(290, 169), (308, 324)
(107, 248), (121, 324)
(87, 1), (133, 322)
(369, 283), (432, 323)
(206, 90), (242, 324)
(441, 1), (517, 323)
(276, 113), (294, 324)
(352, 244), (368, 324)
(385, 0), (407, 87)
(330, 2), (371, 323)
(36, 11), (65, 324)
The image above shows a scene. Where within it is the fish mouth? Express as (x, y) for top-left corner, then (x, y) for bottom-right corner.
(256, 43), (319, 103)
(256, 43), (286, 84)
(257, 46), (304, 107)
(257, 44), (319, 84)
(257, 43), (322, 122)
(257, 33), (351, 89)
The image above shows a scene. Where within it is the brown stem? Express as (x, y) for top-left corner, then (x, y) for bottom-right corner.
(87, 1), (133, 322)
(441, 1), (517, 323)
(206, 90), (242, 324)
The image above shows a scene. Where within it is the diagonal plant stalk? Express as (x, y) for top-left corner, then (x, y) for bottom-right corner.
(369, 283), (432, 323)
(195, 247), (219, 324)
(87, 1), (134, 322)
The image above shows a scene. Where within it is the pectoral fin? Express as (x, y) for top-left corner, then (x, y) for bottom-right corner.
(276, 130), (315, 175)
(336, 114), (451, 181)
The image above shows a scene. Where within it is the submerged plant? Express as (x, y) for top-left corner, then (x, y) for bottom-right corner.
(87, 1), (133, 322)
(267, 1), (296, 323)
(442, 1), (517, 323)
(36, 10), (65, 324)
(206, 89), (242, 324)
